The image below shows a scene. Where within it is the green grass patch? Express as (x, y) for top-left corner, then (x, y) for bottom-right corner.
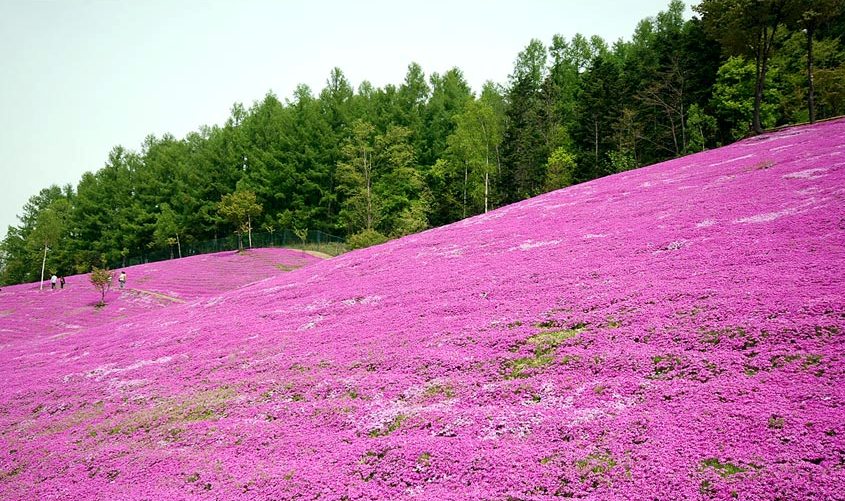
(576, 450), (617, 483)
(814, 325), (840, 337)
(700, 458), (746, 477)
(767, 415), (785, 430)
(770, 354), (801, 368)
(423, 383), (455, 399)
(700, 326), (752, 347)
(369, 413), (408, 437)
(527, 324), (586, 349)
(165, 427), (184, 442)
(802, 354), (822, 368)
(676, 306), (701, 318)
(700, 479), (715, 496)
(105, 387), (234, 436)
(503, 322), (586, 379)
(260, 389), (275, 401)
(560, 354), (580, 365)
(40, 401), (105, 435)
(701, 330), (721, 345)
(770, 353), (824, 372)
(533, 319), (563, 330)
(503, 353), (555, 379)
(651, 354), (683, 378)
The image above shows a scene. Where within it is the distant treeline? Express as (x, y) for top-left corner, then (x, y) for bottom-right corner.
(2, 0), (843, 285)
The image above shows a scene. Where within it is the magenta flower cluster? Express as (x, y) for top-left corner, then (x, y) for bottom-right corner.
(1, 120), (844, 500)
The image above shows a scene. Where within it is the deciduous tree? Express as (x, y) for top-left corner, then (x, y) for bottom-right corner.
(89, 266), (112, 306)
(218, 190), (262, 251)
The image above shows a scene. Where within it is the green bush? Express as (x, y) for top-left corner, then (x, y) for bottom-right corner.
(347, 229), (389, 250)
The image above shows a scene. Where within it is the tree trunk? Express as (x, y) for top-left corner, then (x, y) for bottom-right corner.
(247, 216), (253, 248)
(366, 178), (372, 230)
(176, 232), (182, 258)
(753, 28), (765, 134)
(39, 243), (47, 291)
(484, 136), (490, 214)
(669, 116), (679, 156)
(365, 150), (372, 231)
(463, 161), (468, 219)
(594, 116), (600, 169)
(754, 10), (782, 134)
(807, 22), (816, 123)
(495, 144), (501, 177)
(482, 121), (491, 213)
(484, 170), (489, 214)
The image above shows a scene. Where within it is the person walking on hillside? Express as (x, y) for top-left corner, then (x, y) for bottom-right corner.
(50, 274), (58, 290)
(118, 271), (127, 290)
(60, 276), (65, 289)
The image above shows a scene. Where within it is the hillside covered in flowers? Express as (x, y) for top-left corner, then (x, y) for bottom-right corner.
(1, 119), (844, 500)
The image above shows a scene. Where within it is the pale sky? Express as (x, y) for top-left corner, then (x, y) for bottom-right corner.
(0, 0), (690, 240)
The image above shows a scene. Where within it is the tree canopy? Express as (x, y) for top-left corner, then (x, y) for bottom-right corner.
(2, 0), (843, 285)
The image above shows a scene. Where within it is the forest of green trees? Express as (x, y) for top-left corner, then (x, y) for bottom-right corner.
(2, 0), (843, 285)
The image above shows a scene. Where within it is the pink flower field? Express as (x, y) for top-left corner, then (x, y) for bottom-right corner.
(0, 248), (322, 342)
(1, 119), (844, 500)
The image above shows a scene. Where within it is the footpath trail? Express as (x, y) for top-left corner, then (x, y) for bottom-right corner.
(126, 288), (186, 303)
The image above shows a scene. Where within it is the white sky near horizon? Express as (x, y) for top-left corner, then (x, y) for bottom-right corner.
(0, 0), (692, 241)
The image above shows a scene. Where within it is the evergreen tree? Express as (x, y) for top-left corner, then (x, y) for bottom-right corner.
(573, 52), (624, 180)
(500, 39), (549, 203)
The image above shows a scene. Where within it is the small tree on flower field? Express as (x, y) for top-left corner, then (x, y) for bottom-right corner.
(218, 190), (262, 251)
(90, 266), (113, 307)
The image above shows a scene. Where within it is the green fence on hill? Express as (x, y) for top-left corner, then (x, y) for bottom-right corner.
(112, 229), (346, 269)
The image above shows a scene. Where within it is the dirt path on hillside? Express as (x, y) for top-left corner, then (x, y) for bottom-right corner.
(128, 289), (185, 303)
(301, 250), (332, 259)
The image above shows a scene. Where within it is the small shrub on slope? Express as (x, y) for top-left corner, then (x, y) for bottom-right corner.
(347, 229), (389, 249)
